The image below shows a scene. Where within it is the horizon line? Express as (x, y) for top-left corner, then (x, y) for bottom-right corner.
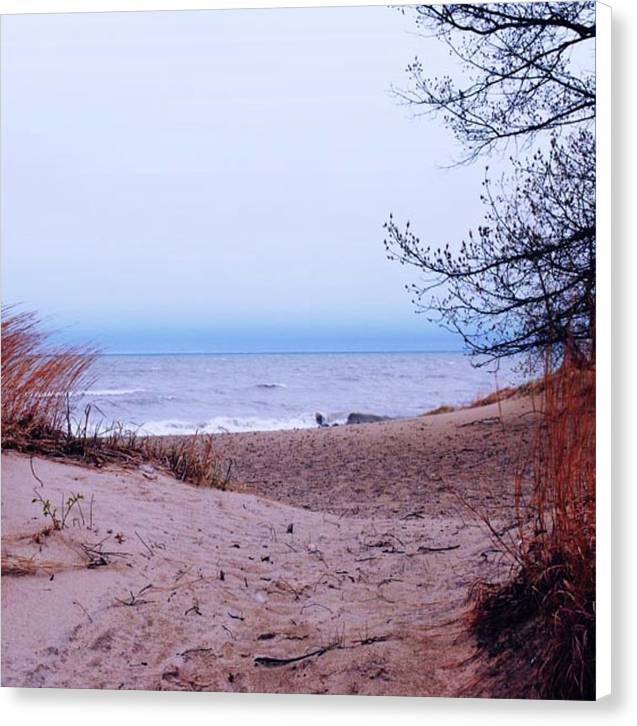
(96, 348), (466, 357)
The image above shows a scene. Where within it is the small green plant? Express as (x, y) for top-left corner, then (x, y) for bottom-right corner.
(32, 489), (84, 531)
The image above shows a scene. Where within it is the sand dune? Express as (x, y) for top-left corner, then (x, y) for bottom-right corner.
(1, 396), (536, 694)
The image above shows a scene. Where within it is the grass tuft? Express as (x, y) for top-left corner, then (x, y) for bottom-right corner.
(468, 353), (595, 700)
(1, 306), (96, 444)
(423, 404), (456, 416)
(2, 307), (231, 489)
(470, 379), (546, 408)
(1, 554), (63, 577)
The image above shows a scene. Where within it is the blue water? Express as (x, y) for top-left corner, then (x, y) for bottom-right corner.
(74, 352), (520, 435)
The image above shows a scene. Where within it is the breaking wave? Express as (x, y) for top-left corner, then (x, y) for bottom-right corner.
(77, 388), (146, 397)
(138, 414), (317, 436)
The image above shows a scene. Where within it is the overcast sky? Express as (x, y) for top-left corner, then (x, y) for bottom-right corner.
(1, 5), (489, 353)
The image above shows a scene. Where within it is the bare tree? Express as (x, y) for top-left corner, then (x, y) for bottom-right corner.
(385, 2), (596, 365)
(397, 2), (595, 161)
(385, 129), (595, 365)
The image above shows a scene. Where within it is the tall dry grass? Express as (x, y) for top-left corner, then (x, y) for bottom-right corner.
(469, 353), (596, 699)
(1, 307), (231, 489)
(1, 307), (96, 444)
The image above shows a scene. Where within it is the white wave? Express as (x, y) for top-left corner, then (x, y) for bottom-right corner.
(77, 388), (146, 397)
(138, 413), (317, 436)
(317, 413), (348, 427)
(136, 419), (197, 435)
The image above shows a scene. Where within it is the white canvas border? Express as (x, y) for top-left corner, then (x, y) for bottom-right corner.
(595, 0), (611, 701)
(0, 0), (618, 719)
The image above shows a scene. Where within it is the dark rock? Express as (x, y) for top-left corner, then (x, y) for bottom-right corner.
(315, 412), (328, 427)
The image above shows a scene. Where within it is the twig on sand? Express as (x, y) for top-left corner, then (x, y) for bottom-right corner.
(300, 602), (334, 616)
(89, 494), (95, 530)
(79, 540), (132, 568)
(222, 624), (236, 640)
(254, 630), (391, 668)
(400, 510), (425, 520)
(185, 598), (202, 616)
(353, 634), (390, 646)
(362, 532), (405, 549)
(254, 642), (338, 668)
(415, 544), (461, 553)
(29, 456), (45, 488)
(72, 599), (93, 623)
(456, 416), (501, 428)
(115, 584), (154, 607)
(135, 531), (154, 558)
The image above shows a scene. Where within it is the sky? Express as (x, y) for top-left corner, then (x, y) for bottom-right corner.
(1, 5), (489, 353)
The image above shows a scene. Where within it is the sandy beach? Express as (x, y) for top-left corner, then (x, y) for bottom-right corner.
(1, 1), (602, 707)
(2, 395), (537, 695)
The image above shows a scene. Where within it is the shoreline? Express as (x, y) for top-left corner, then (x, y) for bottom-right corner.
(207, 395), (536, 518)
(77, 349), (523, 438)
(136, 381), (533, 439)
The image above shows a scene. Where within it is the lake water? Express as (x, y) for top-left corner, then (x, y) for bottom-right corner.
(74, 352), (520, 435)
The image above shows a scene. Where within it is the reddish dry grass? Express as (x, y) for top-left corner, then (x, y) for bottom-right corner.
(470, 379), (546, 408)
(423, 378), (545, 416)
(1, 307), (230, 489)
(1, 307), (96, 443)
(423, 404), (456, 416)
(468, 354), (595, 699)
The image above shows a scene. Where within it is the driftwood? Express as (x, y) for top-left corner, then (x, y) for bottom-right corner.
(400, 510), (425, 520)
(416, 544), (460, 553)
(254, 633), (390, 668)
(254, 643), (338, 668)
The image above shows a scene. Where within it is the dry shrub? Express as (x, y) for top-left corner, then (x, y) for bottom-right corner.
(470, 379), (546, 408)
(422, 378), (545, 417)
(1, 553), (91, 577)
(1, 307), (231, 490)
(1, 554), (63, 577)
(424, 379), (541, 416)
(423, 404), (456, 416)
(471, 386), (519, 407)
(1, 307), (96, 444)
(469, 353), (595, 700)
(146, 433), (233, 490)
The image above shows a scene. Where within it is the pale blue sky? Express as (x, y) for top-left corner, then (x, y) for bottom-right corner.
(1, 5), (487, 353)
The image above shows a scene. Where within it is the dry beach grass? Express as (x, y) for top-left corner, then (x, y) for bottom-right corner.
(467, 357), (596, 700)
(1, 308), (230, 490)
